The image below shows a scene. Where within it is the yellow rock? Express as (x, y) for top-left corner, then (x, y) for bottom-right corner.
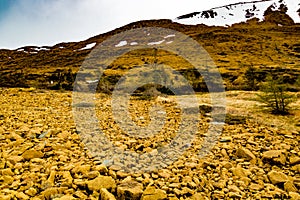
(25, 187), (38, 197)
(141, 186), (167, 200)
(289, 192), (300, 200)
(6, 156), (24, 165)
(190, 193), (207, 200)
(1, 168), (14, 176)
(284, 181), (298, 193)
(87, 175), (116, 191)
(96, 164), (108, 174)
(41, 187), (59, 199)
(73, 191), (88, 199)
(236, 147), (256, 161)
(60, 171), (73, 187)
(267, 170), (289, 185)
(22, 149), (44, 160)
(15, 192), (30, 200)
(2, 175), (14, 185)
(46, 170), (56, 186)
(117, 180), (143, 200)
(54, 194), (75, 200)
(100, 188), (117, 200)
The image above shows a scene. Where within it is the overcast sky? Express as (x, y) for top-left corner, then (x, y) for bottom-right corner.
(0, 0), (255, 49)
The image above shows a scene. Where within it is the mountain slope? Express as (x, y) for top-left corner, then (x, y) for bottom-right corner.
(174, 0), (300, 26)
(0, 19), (299, 92)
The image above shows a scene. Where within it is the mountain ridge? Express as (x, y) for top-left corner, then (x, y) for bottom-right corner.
(174, 0), (300, 26)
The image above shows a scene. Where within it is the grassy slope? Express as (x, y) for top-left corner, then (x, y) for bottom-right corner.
(0, 19), (299, 91)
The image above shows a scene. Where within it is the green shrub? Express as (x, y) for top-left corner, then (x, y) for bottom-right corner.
(256, 75), (296, 115)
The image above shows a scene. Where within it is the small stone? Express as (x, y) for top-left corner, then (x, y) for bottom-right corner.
(158, 169), (172, 179)
(22, 149), (44, 160)
(213, 180), (226, 189)
(1, 168), (14, 176)
(284, 181), (298, 193)
(25, 187), (38, 197)
(15, 192), (30, 200)
(116, 171), (129, 179)
(100, 188), (116, 200)
(241, 177), (251, 186)
(74, 179), (86, 187)
(249, 183), (264, 191)
(55, 195), (74, 200)
(7, 156), (24, 165)
(262, 150), (286, 165)
(46, 170), (56, 186)
(40, 187), (59, 199)
(290, 156), (300, 165)
(173, 188), (181, 196)
(73, 191), (88, 199)
(289, 192), (300, 200)
(220, 136), (232, 142)
(267, 171), (289, 185)
(291, 164), (300, 173)
(190, 193), (207, 200)
(236, 147), (256, 161)
(232, 165), (247, 178)
(87, 176), (116, 192)
(61, 171), (73, 187)
(117, 180), (143, 200)
(169, 183), (181, 188)
(96, 165), (108, 174)
(228, 192), (242, 198)
(85, 171), (100, 179)
(141, 186), (167, 200)
(72, 164), (91, 175)
(2, 175), (14, 185)
(222, 162), (233, 169)
(228, 185), (242, 193)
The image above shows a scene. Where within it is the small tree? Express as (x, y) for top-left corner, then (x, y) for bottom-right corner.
(244, 64), (259, 90)
(256, 75), (296, 115)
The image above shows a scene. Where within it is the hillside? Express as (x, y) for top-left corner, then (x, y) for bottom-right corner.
(0, 18), (300, 92)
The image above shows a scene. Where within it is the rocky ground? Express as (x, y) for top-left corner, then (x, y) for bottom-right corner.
(0, 87), (299, 199)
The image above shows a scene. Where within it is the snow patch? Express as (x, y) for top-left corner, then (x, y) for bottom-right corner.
(79, 42), (97, 50)
(115, 41), (128, 47)
(86, 80), (98, 84)
(148, 40), (165, 46)
(164, 34), (176, 39)
(130, 42), (138, 46)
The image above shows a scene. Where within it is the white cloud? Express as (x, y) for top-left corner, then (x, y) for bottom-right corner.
(0, 0), (257, 49)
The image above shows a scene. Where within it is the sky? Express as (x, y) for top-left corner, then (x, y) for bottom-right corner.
(0, 0), (257, 49)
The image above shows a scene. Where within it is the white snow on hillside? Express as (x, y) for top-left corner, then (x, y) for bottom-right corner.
(79, 42), (97, 50)
(173, 0), (300, 26)
(115, 41), (128, 47)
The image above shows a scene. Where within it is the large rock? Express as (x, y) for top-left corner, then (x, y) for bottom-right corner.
(289, 192), (300, 200)
(290, 156), (300, 165)
(236, 147), (256, 161)
(87, 176), (116, 192)
(284, 181), (298, 193)
(267, 171), (289, 185)
(22, 150), (44, 160)
(117, 180), (143, 200)
(262, 150), (286, 165)
(100, 188), (116, 200)
(141, 186), (167, 200)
